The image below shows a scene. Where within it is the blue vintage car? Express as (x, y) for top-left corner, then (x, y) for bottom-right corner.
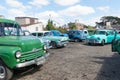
(86, 29), (115, 46)
(67, 30), (89, 42)
(50, 30), (68, 37)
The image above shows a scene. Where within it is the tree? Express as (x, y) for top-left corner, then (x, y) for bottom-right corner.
(101, 16), (120, 25)
(46, 19), (55, 30)
(70, 23), (76, 30)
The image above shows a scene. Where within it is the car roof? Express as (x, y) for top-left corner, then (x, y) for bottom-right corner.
(96, 29), (113, 32)
(32, 31), (51, 33)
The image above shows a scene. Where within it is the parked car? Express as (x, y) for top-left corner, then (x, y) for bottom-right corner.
(112, 30), (120, 54)
(50, 30), (68, 37)
(0, 18), (48, 80)
(31, 31), (69, 48)
(86, 29), (115, 46)
(67, 30), (89, 42)
(22, 30), (52, 49)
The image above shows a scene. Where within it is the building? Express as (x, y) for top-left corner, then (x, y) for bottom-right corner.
(68, 22), (84, 30)
(15, 17), (44, 32)
(0, 15), (5, 18)
(15, 17), (38, 25)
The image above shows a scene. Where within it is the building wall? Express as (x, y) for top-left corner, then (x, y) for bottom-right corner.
(21, 23), (43, 33)
(16, 18), (30, 25)
(0, 15), (4, 18)
(15, 17), (38, 25)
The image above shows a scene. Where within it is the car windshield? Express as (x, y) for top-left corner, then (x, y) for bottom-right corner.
(0, 23), (22, 36)
(94, 31), (106, 35)
(56, 31), (62, 35)
(44, 32), (53, 36)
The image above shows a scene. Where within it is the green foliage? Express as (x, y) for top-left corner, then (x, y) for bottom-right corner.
(56, 27), (67, 33)
(101, 16), (120, 25)
(69, 23), (76, 30)
(45, 19), (55, 30)
(87, 25), (95, 30)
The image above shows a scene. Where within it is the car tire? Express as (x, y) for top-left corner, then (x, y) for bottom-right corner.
(51, 41), (57, 48)
(0, 60), (13, 80)
(74, 38), (79, 42)
(101, 40), (105, 46)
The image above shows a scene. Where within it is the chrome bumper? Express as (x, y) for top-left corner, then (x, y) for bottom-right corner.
(86, 39), (100, 44)
(58, 41), (68, 47)
(16, 53), (49, 68)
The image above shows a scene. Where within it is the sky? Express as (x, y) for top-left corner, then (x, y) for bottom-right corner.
(0, 0), (120, 26)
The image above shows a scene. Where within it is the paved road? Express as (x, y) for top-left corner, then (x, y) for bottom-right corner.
(12, 42), (120, 80)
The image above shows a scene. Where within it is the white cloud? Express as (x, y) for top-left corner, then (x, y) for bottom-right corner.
(54, 0), (80, 6)
(97, 6), (110, 12)
(59, 5), (95, 17)
(29, 0), (49, 7)
(75, 16), (101, 26)
(5, 0), (30, 11)
(8, 9), (26, 18)
(0, 5), (5, 10)
(5, 0), (23, 8)
(35, 11), (65, 26)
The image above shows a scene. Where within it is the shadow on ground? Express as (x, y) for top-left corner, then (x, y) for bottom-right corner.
(93, 53), (120, 80)
(11, 65), (42, 80)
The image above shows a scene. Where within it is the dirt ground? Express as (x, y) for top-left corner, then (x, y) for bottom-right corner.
(12, 42), (120, 80)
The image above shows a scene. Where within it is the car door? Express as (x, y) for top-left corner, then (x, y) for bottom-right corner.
(107, 31), (115, 43)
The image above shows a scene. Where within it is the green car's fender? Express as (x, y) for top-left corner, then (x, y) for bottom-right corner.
(0, 46), (21, 68)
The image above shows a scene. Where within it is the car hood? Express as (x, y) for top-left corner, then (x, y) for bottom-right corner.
(0, 36), (43, 52)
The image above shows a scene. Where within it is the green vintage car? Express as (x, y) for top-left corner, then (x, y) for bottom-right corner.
(31, 31), (69, 48)
(112, 30), (120, 54)
(0, 18), (48, 80)
(86, 29), (115, 46)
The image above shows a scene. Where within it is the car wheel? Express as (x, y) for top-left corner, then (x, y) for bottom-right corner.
(101, 40), (105, 46)
(74, 39), (79, 42)
(51, 41), (57, 48)
(0, 60), (13, 80)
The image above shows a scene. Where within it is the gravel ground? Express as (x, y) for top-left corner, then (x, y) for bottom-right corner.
(12, 42), (120, 80)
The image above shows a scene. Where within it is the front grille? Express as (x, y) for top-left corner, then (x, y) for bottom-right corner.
(89, 39), (97, 43)
(19, 48), (44, 62)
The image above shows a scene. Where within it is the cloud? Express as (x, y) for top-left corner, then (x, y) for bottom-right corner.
(35, 11), (65, 25)
(0, 5), (6, 10)
(35, 11), (60, 19)
(5, 0), (31, 11)
(76, 16), (101, 26)
(54, 0), (80, 6)
(97, 6), (110, 12)
(59, 5), (95, 17)
(29, 0), (49, 8)
(7, 9), (26, 19)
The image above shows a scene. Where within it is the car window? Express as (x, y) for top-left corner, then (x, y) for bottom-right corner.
(94, 31), (106, 35)
(38, 33), (43, 37)
(32, 33), (36, 36)
(109, 31), (114, 35)
(44, 32), (53, 36)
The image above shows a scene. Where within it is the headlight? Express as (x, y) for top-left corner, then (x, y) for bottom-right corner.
(44, 46), (47, 50)
(15, 51), (21, 58)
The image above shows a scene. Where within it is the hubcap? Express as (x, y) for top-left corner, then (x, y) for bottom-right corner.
(0, 66), (6, 79)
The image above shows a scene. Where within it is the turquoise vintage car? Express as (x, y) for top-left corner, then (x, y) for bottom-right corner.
(112, 30), (120, 54)
(86, 29), (115, 46)
(31, 31), (69, 48)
